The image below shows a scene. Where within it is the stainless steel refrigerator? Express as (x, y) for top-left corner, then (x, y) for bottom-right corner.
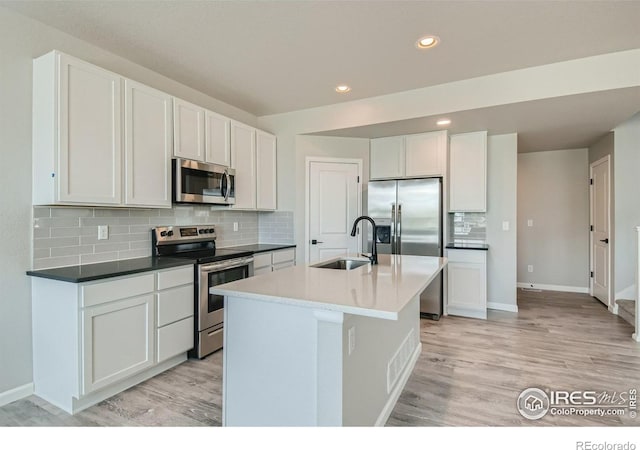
(366, 178), (443, 319)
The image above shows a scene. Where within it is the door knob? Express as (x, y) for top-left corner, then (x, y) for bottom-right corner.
(311, 239), (324, 245)
(599, 238), (609, 244)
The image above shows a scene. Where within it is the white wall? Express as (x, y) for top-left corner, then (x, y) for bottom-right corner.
(517, 149), (590, 291)
(294, 135), (370, 263)
(0, 6), (257, 397)
(613, 112), (640, 299)
(486, 134), (518, 310)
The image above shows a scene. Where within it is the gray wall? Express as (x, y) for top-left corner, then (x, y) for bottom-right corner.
(0, 6), (257, 396)
(613, 112), (640, 298)
(517, 148), (590, 289)
(486, 134), (518, 308)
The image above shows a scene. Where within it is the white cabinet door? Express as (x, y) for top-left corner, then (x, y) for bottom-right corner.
(124, 80), (172, 208)
(82, 294), (155, 394)
(446, 249), (487, 319)
(205, 110), (231, 166)
(231, 121), (257, 209)
(449, 131), (487, 212)
(58, 53), (122, 204)
(370, 136), (404, 179)
(173, 98), (205, 161)
(405, 131), (447, 177)
(256, 131), (277, 210)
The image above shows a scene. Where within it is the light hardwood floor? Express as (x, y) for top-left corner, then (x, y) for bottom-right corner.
(1, 289), (638, 426)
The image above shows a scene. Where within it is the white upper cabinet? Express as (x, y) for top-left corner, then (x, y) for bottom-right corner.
(256, 131), (277, 210)
(124, 80), (172, 208)
(205, 110), (231, 166)
(370, 131), (447, 180)
(231, 121), (257, 209)
(173, 98), (205, 161)
(449, 131), (487, 212)
(370, 136), (404, 179)
(405, 131), (447, 177)
(33, 51), (122, 205)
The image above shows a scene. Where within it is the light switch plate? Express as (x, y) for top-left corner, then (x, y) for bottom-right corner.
(527, 219), (534, 227)
(502, 221), (510, 231)
(348, 326), (356, 355)
(98, 225), (109, 240)
(233, 222), (238, 232)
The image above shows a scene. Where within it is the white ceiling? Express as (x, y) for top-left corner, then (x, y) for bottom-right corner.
(3, 1), (640, 151)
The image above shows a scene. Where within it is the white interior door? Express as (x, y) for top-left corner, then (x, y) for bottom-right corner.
(308, 161), (361, 263)
(590, 157), (610, 307)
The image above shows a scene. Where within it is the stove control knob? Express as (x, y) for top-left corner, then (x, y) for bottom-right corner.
(167, 230), (174, 237)
(160, 231), (167, 237)
(208, 228), (215, 233)
(199, 229), (205, 234)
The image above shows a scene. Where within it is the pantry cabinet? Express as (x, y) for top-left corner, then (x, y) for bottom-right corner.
(370, 131), (447, 180)
(449, 131), (487, 212)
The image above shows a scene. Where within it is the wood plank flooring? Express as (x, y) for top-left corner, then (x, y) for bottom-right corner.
(1, 289), (638, 426)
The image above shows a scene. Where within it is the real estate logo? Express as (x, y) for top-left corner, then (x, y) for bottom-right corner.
(517, 387), (637, 420)
(517, 387), (550, 420)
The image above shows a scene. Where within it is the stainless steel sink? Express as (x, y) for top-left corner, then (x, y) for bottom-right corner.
(311, 258), (370, 270)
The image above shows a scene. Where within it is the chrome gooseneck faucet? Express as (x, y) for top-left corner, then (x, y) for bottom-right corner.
(350, 216), (378, 265)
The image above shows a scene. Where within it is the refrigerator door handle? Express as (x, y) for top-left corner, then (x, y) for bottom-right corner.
(397, 203), (402, 254)
(391, 203), (396, 254)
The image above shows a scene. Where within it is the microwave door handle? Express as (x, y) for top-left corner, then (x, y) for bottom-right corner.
(223, 169), (230, 202)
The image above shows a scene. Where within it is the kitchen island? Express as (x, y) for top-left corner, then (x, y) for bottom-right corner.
(211, 253), (446, 426)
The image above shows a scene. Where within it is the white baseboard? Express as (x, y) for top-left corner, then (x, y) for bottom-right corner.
(487, 302), (518, 313)
(0, 382), (33, 407)
(375, 342), (421, 427)
(517, 282), (589, 294)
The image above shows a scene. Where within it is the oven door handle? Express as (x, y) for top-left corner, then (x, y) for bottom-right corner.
(200, 257), (254, 272)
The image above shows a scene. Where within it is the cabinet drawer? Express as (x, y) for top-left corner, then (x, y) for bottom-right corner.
(157, 317), (194, 363)
(254, 266), (272, 276)
(81, 273), (154, 307)
(273, 261), (294, 271)
(446, 249), (486, 264)
(156, 265), (193, 290)
(272, 249), (295, 264)
(253, 253), (272, 269)
(157, 284), (194, 327)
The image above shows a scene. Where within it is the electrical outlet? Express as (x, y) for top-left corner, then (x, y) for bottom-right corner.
(348, 326), (356, 355)
(98, 225), (109, 240)
(527, 219), (534, 227)
(527, 265), (534, 273)
(233, 222), (238, 232)
(502, 221), (510, 231)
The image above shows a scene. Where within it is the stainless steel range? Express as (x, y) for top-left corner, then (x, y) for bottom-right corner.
(152, 225), (253, 358)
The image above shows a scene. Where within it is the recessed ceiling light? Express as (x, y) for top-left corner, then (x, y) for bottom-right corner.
(416, 35), (439, 49)
(335, 85), (351, 93)
(436, 119), (451, 126)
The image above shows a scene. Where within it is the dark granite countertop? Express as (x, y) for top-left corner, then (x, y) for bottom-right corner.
(445, 243), (489, 251)
(26, 256), (195, 283)
(220, 243), (297, 254)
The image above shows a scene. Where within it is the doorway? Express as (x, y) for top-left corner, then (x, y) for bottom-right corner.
(590, 155), (612, 310)
(306, 158), (362, 263)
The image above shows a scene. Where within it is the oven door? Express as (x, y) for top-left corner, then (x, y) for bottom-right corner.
(198, 257), (253, 331)
(173, 158), (235, 205)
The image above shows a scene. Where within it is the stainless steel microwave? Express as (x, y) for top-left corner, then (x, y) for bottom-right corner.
(172, 158), (235, 205)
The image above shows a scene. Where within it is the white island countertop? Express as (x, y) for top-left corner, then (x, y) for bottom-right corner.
(211, 254), (447, 320)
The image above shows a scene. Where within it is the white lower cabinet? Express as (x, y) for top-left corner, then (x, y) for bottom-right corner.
(445, 249), (487, 319)
(31, 265), (194, 414)
(252, 248), (296, 275)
